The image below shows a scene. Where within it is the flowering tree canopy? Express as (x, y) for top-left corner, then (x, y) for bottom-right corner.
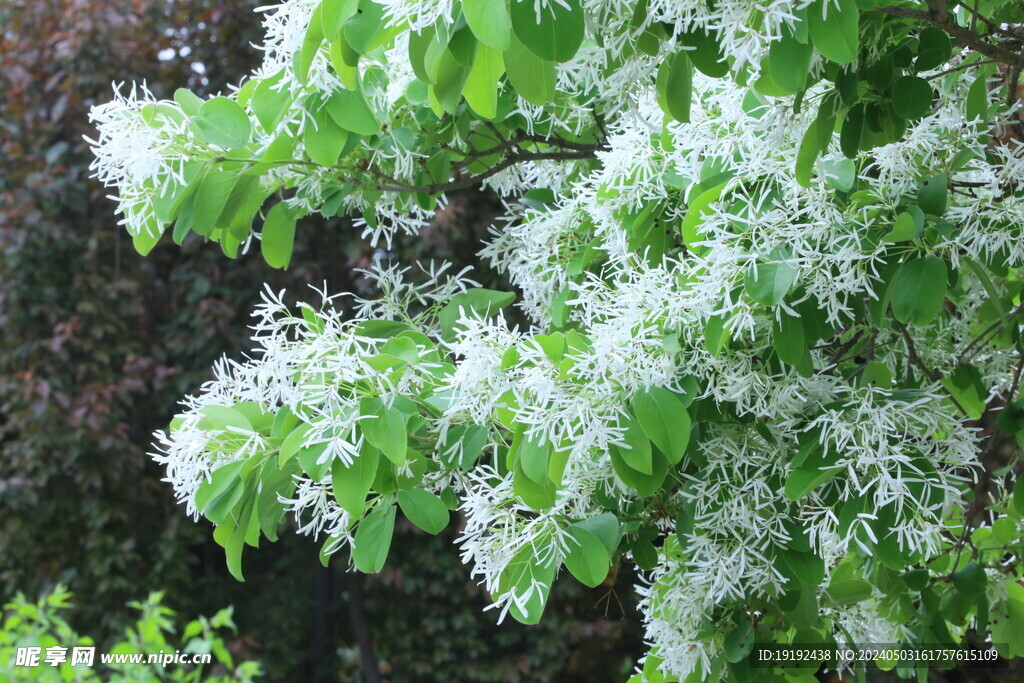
(89, 0), (1024, 679)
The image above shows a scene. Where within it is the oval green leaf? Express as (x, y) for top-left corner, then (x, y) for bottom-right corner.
(890, 256), (947, 326)
(261, 202), (297, 269)
(509, 0), (583, 63)
(397, 488), (450, 535)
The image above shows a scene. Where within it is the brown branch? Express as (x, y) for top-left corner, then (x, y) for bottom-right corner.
(897, 323), (972, 418)
(1008, 354), (1024, 401)
(369, 147), (605, 195)
(875, 3), (1024, 69)
(926, 58), (1001, 80)
(957, 1), (1024, 41)
(959, 301), (1024, 364)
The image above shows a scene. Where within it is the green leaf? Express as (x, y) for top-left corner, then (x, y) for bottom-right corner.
(195, 461), (245, 517)
(331, 445), (378, 517)
(891, 76), (933, 119)
(613, 417), (653, 474)
(325, 88), (379, 135)
(278, 422), (312, 466)
(783, 583), (820, 629)
(343, 0), (384, 54)
(745, 260), (798, 306)
(321, 0), (359, 39)
(153, 162), (204, 224)
(827, 577), (873, 605)
(563, 527), (610, 587)
(704, 314), (730, 357)
(821, 158), (855, 192)
(304, 103), (348, 166)
(464, 0), (512, 51)
(174, 88), (204, 116)
(784, 465), (842, 500)
(679, 181), (726, 247)
(917, 173), (948, 216)
(872, 532), (905, 573)
(397, 489), (450, 534)
(464, 43), (505, 118)
(352, 504), (396, 573)
(795, 120), (820, 187)
(260, 202), (297, 269)
(658, 51), (693, 123)
(773, 313), (806, 366)
(1014, 476), (1024, 515)
(222, 522), (248, 582)
(631, 387), (691, 464)
(258, 462), (292, 540)
(940, 365), (987, 420)
(430, 48), (471, 113)
(991, 583), (1024, 658)
(840, 102), (864, 159)
(723, 616), (753, 663)
(438, 289), (516, 343)
(890, 257), (947, 326)
(859, 360), (894, 388)
(966, 71), (990, 124)
(495, 544), (556, 624)
(631, 540), (657, 570)
(298, 443), (330, 481)
(251, 71), (291, 132)
(610, 445), (669, 497)
(196, 97), (252, 148)
(572, 514), (621, 555)
(882, 212), (917, 242)
(768, 34), (812, 94)
(263, 132), (297, 164)
(360, 400), (408, 466)
(780, 548), (825, 586)
(408, 26), (436, 83)
(916, 26), (952, 71)
(514, 456), (557, 508)
(518, 434), (551, 484)
(678, 28), (728, 78)
(784, 445), (843, 501)
(509, 0), (583, 63)
(132, 226), (164, 256)
(198, 404), (254, 432)
(297, 4), (325, 83)
(808, 0), (859, 64)
(953, 561), (987, 598)
(503, 34), (556, 106)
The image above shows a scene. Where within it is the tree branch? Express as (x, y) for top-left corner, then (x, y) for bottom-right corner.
(959, 301), (1024, 364)
(897, 322), (972, 418)
(875, 2), (1024, 69)
(369, 147), (605, 195)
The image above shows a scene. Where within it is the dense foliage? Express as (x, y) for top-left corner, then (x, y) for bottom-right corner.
(90, 0), (1024, 680)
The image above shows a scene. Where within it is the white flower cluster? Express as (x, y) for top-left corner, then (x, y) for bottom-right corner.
(152, 276), (457, 553)
(86, 83), (202, 237)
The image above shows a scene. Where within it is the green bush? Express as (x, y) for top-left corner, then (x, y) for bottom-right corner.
(0, 586), (260, 682)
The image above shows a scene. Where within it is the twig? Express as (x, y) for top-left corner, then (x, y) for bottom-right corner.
(897, 323), (971, 418)
(926, 58), (1000, 80)
(368, 147), (605, 195)
(959, 302), (1024, 364)
(875, 2), (1024, 69)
